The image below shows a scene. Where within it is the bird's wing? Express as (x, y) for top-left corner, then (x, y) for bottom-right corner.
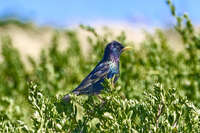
(73, 61), (110, 92)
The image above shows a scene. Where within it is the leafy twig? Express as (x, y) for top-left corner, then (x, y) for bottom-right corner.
(156, 103), (164, 129)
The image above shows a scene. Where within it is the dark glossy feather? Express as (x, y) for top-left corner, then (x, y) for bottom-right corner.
(73, 61), (111, 94)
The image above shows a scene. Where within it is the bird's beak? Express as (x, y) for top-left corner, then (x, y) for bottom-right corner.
(121, 46), (133, 53)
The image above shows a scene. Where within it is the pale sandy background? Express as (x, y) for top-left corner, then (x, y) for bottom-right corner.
(0, 22), (183, 62)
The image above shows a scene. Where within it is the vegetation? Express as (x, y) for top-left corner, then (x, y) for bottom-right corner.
(0, 0), (200, 132)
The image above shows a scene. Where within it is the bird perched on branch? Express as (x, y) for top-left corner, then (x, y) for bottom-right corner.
(63, 41), (132, 102)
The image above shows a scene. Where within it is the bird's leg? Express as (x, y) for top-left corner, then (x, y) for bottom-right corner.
(111, 75), (116, 89)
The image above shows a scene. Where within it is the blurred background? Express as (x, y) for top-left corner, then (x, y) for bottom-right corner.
(1, 0), (200, 27)
(0, 0), (200, 59)
(1, 1), (200, 130)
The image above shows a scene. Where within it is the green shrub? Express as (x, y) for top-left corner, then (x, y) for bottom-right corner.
(0, 0), (200, 132)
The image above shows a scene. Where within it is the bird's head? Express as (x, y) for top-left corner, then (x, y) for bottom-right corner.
(103, 41), (132, 61)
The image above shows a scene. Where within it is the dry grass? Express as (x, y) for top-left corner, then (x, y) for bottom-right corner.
(0, 23), (183, 62)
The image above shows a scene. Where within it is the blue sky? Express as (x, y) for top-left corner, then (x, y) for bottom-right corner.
(0, 0), (200, 27)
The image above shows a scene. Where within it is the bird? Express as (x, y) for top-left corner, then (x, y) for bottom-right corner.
(63, 41), (132, 102)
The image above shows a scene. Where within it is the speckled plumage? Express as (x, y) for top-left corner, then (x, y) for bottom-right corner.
(63, 41), (125, 102)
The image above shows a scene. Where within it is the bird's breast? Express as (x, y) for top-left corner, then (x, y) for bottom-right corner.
(107, 61), (119, 78)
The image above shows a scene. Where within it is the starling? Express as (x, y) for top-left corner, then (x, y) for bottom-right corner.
(63, 41), (132, 102)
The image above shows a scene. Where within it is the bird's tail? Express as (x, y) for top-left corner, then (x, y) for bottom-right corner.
(62, 94), (71, 103)
(62, 91), (79, 103)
